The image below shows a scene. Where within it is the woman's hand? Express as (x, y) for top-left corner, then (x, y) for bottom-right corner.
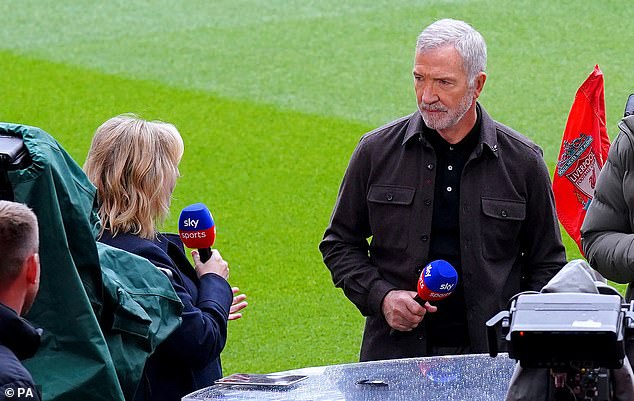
(192, 251), (247, 320)
(192, 249), (229, 279)
(229, 287), (248, 321)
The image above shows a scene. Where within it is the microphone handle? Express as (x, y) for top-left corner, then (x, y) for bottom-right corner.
(389, 295), (426, 337)
(198, 248), (212, 263)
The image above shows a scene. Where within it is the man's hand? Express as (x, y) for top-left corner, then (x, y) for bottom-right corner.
(381, 290), (437, 332)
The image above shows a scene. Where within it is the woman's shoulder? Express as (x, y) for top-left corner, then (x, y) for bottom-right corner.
(99, 231), (172, 269)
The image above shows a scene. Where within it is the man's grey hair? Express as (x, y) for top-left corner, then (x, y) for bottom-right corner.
(416, 18), (487, 87)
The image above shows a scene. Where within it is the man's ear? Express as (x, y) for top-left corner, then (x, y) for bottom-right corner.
(473, 71), (487, 99)
(25, 253), (40, 285)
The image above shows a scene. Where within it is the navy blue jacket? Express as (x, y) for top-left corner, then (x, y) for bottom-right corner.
(0, 303), (41, 401)
(99, 231), (233, 401)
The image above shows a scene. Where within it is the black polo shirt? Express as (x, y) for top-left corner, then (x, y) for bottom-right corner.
(423, 109), (481, 348)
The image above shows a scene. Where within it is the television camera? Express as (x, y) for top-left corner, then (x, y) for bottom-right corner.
(487, 291), (634, 401)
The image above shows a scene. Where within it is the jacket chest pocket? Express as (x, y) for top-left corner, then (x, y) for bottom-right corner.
(481, 197), (526, 261)
(367, 185), (415, 250)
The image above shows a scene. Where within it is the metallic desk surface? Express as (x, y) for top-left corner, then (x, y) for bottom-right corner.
(183, 353), (516, 401)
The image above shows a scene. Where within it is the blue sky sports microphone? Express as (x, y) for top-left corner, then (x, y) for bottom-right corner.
(417, 260), (458, 301)
(178, 203), (216, 263)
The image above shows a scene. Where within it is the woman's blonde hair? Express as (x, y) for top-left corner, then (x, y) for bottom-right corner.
(84, 114), (184, 239)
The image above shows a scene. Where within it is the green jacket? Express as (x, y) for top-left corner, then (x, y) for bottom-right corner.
(0, 123), (182, 401)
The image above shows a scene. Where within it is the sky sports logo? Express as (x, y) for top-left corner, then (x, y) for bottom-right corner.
(181, 217), (201, 228)
(423, 265), (455, 292)
(178, 204), (217, 249)
(179, 216), (215, 239)
(178, 225), (216, 249)
(179, 231), (210, 239)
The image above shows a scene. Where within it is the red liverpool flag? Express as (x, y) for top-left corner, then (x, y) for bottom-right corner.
(553, 64), (610, 253)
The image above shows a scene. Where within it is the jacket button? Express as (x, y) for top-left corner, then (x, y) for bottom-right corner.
(421, 235), (428, 241)
(386, 193), (393, 201)
(424, 199), (431, 206)
(501, 210), (508, 217)
(427, 163), (434, 170)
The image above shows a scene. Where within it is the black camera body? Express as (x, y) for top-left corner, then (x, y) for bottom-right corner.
(502, 293), (625, 369)
(0, 134), (30, 201)
(487, 292), (634, 401)
(0, 135), (29, 170)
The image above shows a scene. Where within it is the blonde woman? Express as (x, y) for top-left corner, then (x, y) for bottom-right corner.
(84, 114), (246, 401)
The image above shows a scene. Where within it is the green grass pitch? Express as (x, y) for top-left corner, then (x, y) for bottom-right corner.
(1, 0), (633, 375)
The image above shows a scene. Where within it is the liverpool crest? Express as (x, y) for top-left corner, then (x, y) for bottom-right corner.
(556, 132), (600, 206)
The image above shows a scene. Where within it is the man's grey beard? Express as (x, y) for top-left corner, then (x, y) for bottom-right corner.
(419, 89), (474, 131)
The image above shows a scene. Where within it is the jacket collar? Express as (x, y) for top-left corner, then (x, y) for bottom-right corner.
(0, 302), (41, 360)
(403, 103), (500, 158)
(619, 115), (634, 140)
(402, 111), (424, 145)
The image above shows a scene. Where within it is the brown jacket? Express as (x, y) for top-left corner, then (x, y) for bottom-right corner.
(320, 105), (566, 361)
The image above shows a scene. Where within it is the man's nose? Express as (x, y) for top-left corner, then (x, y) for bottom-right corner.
(419, 84), (438, 105)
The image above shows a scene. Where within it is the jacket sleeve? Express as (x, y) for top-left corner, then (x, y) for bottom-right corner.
(582, 129), (634, 283)
(520, 150), (567, 290)
(319, 139), (397, 316)
(164, 271), (232, 369)
(135, 245), (233, 369)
